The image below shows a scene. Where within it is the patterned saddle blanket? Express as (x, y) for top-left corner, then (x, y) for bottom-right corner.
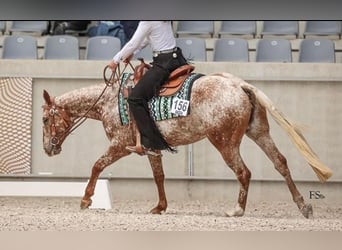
(118, 72), (204, 125)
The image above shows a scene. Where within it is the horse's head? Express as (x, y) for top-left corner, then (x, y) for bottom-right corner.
(42, 90), (73, 156)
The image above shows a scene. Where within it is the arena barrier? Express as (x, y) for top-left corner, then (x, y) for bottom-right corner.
(0, 179), (112, 209)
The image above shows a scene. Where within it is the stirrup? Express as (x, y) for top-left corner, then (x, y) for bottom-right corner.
(125, 145), (144, 155)
(143, 147), (162, 157)
(125, 145), (161, 157)
(128, 117), (161, 157)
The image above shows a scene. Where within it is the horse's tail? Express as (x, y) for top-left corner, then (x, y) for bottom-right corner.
(242, 81), (332, 182)
(214, 72), (332, 182)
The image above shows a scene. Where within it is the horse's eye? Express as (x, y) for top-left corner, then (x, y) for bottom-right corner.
(43, 117), (49, 124)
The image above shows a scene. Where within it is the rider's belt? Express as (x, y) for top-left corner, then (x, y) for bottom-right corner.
(153, 47), (178, 57)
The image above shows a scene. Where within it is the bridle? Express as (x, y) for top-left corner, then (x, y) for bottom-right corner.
(46, 62), (135, 149)
(45, 100), (73, 148)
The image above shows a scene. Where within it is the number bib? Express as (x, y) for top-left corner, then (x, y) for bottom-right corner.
(170, 97), (190, 116)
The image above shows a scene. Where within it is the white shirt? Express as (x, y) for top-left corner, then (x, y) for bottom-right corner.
(112, 21), (176, 63)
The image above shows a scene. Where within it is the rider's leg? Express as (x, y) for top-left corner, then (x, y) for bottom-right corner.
(127, 66), (173, 152)
(126, 48), (188, 154)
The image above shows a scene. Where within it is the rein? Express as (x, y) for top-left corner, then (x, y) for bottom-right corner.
(49, 62), (135, 146)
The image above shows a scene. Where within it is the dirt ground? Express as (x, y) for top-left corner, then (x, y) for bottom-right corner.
(0, 197), (341, 231)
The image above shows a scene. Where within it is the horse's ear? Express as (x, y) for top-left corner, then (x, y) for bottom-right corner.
(43, 89), (51, 105)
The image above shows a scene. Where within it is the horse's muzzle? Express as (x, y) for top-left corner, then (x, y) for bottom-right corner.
(44, 143), (62, 156)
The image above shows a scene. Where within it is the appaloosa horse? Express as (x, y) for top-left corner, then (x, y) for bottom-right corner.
(42, 65), (332, 218)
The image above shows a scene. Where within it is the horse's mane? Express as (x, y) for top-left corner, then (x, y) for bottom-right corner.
(56, 84), (118, 106)
(55, 83), (119, 120)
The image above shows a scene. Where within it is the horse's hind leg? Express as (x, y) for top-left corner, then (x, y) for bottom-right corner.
(246, 105), (313, 218)
(147, 153), (167, 214)
(208, 131), (251, 217)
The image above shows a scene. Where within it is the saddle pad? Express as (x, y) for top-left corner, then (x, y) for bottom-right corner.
(118, 72), (204, 125)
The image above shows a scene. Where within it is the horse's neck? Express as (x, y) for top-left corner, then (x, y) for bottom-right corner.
(55, 85), (115, 120)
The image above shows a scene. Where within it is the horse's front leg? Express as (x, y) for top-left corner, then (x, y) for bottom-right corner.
(147, 152), (167, 214)
(80, 147), (126, 209)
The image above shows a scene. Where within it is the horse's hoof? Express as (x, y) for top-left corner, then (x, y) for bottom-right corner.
(150, 206), (166, 215)
(80, 199), (92, 209)
(300, 203), (313, 219)
(225, 204), (244, 217)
